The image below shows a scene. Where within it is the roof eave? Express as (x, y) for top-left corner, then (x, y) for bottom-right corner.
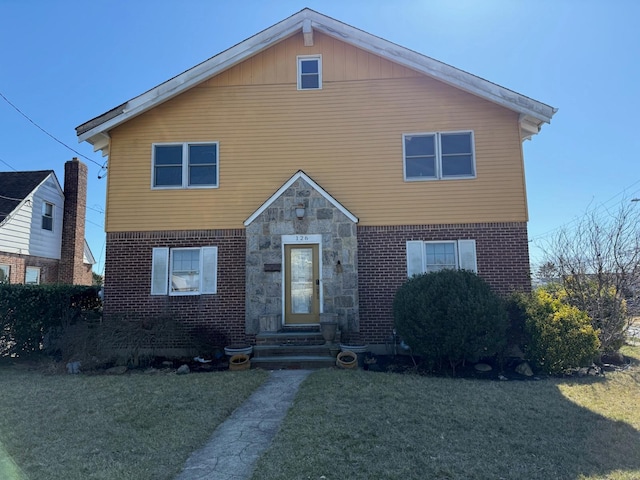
(77, 8), (557, 150)
(76, 10), (309, 146)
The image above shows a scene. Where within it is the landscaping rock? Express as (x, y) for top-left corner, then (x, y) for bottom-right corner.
(474, 363), (492, 372)
(515, 362), (533, 376)
(588, 364), (601, 376)
(105, 366), (128, 375)
(177, 364), (190, 375)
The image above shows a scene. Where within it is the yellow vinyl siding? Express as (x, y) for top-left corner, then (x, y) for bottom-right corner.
(105, 33), (527, 232)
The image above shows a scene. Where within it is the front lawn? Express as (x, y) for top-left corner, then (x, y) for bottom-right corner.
(0, 365), (268, 480)
(252, 345), (640, 480)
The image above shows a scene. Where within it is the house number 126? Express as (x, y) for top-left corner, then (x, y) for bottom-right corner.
(295, 235), (309, 241)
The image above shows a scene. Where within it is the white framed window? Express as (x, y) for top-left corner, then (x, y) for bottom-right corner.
(42, 202), (54, 231)
(403, 131), (475, 181)
(152, 142), (219, 189)
(25, 266), (41, 285)
(151, 246), (218, 296)
(406, 239), (477, 277)
(0, 264), (9, 283)
(297, 55), (322, 90)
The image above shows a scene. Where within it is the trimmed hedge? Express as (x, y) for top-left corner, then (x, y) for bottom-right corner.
(393, 270), (508, 374)
(0, 284), (101, 356)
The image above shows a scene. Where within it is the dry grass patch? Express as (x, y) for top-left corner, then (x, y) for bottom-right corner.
(0, 365), (268, 480)
(253, 346), (640, 480)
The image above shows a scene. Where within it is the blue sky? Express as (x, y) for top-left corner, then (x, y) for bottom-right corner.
(1, 0), (639, 276)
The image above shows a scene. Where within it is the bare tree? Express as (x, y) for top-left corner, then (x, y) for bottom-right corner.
(540, 199), (640, 353)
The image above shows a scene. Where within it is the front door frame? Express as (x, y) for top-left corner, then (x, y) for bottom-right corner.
(282, 234), (323, 325)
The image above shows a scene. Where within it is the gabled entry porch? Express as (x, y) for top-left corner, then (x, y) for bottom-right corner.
(244, 171), (359, 338)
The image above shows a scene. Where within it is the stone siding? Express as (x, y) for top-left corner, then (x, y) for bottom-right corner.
(245, 177), (358, 333)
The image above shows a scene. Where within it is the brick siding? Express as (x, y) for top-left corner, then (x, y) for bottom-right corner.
(104, 229), (246, 347)
(0, 252), (59, 284)
(105, 222), (530, 349)
(59, 158), (91, 285)
(357, 222), (531, 345)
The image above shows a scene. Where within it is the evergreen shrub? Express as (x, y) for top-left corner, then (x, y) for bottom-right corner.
(0, 284), (101, 356)
(393, 270), (507, 374)
(523, 288), (600, 374)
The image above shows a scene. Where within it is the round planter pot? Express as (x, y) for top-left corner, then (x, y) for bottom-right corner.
(224, 345), (253, 357)
(336, 351), (358, 369)
(229, 354), (251, 371)
(339, 344), (368, 354)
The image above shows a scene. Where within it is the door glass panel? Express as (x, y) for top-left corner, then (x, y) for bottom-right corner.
(290, 248), (313, 314)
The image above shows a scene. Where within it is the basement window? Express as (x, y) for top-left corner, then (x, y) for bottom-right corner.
(297, 55), (322, 90)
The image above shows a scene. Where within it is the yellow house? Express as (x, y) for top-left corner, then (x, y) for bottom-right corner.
(77, 9), (555, 360)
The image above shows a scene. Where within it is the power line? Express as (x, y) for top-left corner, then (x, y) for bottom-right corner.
(0, 156), (17, 172)
(0, 91), (105, 170)
(529, 178), (640, 243)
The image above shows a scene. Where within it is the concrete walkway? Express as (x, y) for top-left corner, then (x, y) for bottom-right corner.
(175, 369), (311, 480)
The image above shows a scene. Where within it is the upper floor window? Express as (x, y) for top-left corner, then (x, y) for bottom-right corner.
(403, 131), (475, 181)
(297, 55), (322, 90)
(42, 202), (54, 231)
(153, 142), (218, 189)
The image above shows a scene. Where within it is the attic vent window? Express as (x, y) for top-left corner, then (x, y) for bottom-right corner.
(297, 55), (322, 90)
(41, 202), (54, 231)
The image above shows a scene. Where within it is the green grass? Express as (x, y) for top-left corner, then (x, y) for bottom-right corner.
(252, 345), (640, 480)
(0, 365), (268, 480)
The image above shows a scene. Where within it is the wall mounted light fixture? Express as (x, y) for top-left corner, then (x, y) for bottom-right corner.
(295, 203), (305, 219)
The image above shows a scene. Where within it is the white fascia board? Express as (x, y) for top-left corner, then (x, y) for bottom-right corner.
(307, 13), (557, 125)
(78, 14), (307, 145)
(83, 239), (96, 265)
(78, 8), (556, 147)
(244, 170), (358, 226)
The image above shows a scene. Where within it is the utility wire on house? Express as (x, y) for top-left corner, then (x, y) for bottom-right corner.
(0, 91), (106, 172)
(0, 193), (27, 202)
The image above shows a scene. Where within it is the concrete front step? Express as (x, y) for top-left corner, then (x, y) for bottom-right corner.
(254, 344), (332, 357)
(255, 331), (327, 346)
(251, 355), (336, 370)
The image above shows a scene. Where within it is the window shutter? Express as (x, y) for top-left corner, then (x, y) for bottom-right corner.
(457, 239), (477, 273)
(201, 246), (218, 294)
(151, 248), (169, 295)
(406, 241), (425, 277)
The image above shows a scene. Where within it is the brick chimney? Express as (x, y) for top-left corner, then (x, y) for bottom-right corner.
(59, 158), (88, 285)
